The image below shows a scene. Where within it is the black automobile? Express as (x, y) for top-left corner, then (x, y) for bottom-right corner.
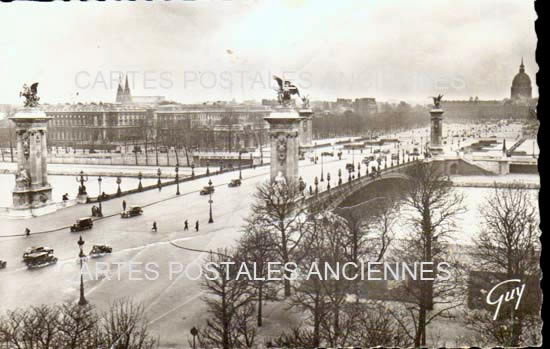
(228, 179), (242, 187)
(89, 244), (112, 258)
(321, 151), (334, 157)
(121, 206), (143, 218)
(70, 217), (93, 232)
(200, 186), (215, 195)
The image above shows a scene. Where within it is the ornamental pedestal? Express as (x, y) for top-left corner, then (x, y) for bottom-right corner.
(8, 107), (56, 217)
(298, 108), (314, 155)
(264, 108), (302, 184)
(429, 108), (444, 156)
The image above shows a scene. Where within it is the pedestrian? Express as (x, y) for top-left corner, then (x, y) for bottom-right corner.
(195, 220), (199, 232)
(91, 205), (97, 217)
(25, 228), (30, 237)
(152, 221), (157, 232)
(122, 200), (127, 212)
(184, 220), (189, 231)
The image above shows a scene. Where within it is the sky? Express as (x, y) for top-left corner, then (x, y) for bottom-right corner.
(0, 0), (538, 106)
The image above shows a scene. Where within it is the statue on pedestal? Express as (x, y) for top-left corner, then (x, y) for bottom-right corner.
(431, 94), (444, 109)
(273, 76), (300, 107)
(20, 83), (40, 108)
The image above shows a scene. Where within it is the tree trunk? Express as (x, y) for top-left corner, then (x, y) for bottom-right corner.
(257, 284), (263, 327)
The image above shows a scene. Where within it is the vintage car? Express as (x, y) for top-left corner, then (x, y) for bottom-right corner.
(23, 246), (54, 258)
(0, 260), (6, 269)
(23, 248), (58, 269)
(70, 217), (93, 232)
(89, 244), (113, 258)
(121, 206), (143, 218)
(321, 151), (334, 157)
(200, 186), (215, 195)
(228, 179), (242, 188)
(345, 163), (355, 172)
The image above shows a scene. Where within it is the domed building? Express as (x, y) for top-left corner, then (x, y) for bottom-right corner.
(510, 58), (532, 100)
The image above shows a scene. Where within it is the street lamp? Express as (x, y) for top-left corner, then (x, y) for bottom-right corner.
(77, 235), (87, 306)
(314, 176), (318, 195)
(97, 176), (103, 217)
(206, 161), (210, 175)
(191, 164), (195, 177)
(238, 151), (245, 180)
(208, 179), (214, 224)
(137, 172), (143, 191)
(320, 153), (324, 182)
(157, 168), (162, 188)
(190, 326), (199, 349)
(116, 176), (122, 196)
(175, 165), (180, 195)
(75, 170), (88, 195)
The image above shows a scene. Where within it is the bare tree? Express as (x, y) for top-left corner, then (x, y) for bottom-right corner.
(391, 161), (466, 347)
(0, 300), (157, 349)
(237, 224), (279, 327)
(198, 249), (255, 349)
(249, 180), (310, 297)
(99, 299), (158, 349)
(465, 183), (541, 347)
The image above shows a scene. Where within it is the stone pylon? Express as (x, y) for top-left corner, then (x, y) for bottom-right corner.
(264, 108), (302, 184)
(8, 107), (56, 217)
(429, 106), (444, 156)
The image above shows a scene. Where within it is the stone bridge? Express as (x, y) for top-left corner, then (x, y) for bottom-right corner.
(306, 160), (417, 210)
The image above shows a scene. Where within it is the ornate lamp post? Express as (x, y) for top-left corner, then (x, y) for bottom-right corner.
(175, 165), (180, 195)
(190, 326), (199, 349)
(320, 153), (324, 182)
(116, 176), (122, 196)
(157, 168), (162, 188)
(208, 179), (214, 224)
(97, 176), (103, 217)
(137, 172), (143, 191)
(298, 176), (306, 195)
(77, 235), (87, 306)
(238, 151), (244, 180)
(76, 170), (88, 195)
(327, 172), (331, 185)
(314, 176), (318, 195)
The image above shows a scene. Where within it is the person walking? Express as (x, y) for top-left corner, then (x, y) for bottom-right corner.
(195, 220), (199, 232)
(184, 220), (189, 231)
(152, 221), (157, 232)
(25, 228), (30, 237)
(122, 200), (127, 212)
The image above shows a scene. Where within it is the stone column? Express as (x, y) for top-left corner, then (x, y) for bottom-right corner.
(429, 107), (444, 156)
(264, 108), (302, 184)
(8, 107), (55, 217)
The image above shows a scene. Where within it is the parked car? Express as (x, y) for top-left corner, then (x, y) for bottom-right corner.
(321, 151), (334, 157)
(89, 244), (112, 258)
(228, 179), (242, 187)
(121, 206), (143, 218)
(200, 186), (215, 195)
(70, 217), (93, 232)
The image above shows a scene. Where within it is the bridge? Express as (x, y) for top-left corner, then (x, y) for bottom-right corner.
(305, 159), (417, 210)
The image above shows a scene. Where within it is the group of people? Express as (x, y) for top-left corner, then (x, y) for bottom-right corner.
(151, 219), (199, 232)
